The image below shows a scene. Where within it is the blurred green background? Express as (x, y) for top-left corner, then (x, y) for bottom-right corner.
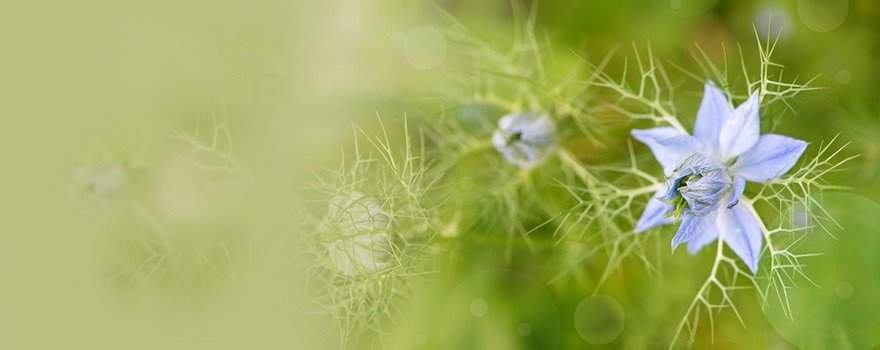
(1, 0), (878, 349)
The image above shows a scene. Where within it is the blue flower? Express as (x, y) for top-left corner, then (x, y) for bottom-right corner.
(492, 113), (556, 168)
(632, 82), (808, 273)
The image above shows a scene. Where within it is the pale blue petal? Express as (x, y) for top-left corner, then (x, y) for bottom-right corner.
(631, 127), (699, 174)
(634, 189), (674, 233)
(727, 176), (746, 208)
(521, 115), (556, 145)
(498, 114), (518, 130)
(718, 92), (761, 161)
(719, 203), (764, 273)
(693, 82), (731, 151)
(732, 134), (807, 183)
(686, 225), (718, 255)
(687, 210), (721, 255)
(671, 212), (708, 251)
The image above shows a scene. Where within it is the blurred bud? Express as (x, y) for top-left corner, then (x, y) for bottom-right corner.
(320, 192), (395, 276)
(491, 113), (556, 169)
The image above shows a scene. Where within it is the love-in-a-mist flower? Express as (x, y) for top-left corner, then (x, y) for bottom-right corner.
(74, 162), (127, 197)
(320, 192), (394, 276)
(492, 113), (556, 168)
(632, 82), (807, 273)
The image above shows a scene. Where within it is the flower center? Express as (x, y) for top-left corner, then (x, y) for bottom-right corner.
(505, 131), (523, 146)
(666, 154), (732, 218)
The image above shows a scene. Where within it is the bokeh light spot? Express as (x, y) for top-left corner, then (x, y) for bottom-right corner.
(574, 295), (625, 345)
(797, 0), (848, 32)
(835, 282), (854, 300)
(470, 298), (488, 318)
(755, 5), (792, 39)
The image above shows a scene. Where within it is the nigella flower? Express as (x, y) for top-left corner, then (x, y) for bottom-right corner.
(492, 113), (556, 168)
(74, 162), (127, 197)
(632, 82), (807, 273)
(320, 192), (394, 276)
